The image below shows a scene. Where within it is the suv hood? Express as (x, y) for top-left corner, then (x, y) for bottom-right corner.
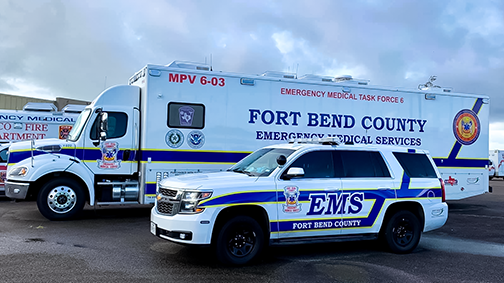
(158, 171), (266, 190)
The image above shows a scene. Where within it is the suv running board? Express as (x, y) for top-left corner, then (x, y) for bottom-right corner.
(270, 233), (378, 246)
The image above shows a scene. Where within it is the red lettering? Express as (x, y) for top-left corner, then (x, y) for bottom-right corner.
(188, 75), (196, 84)
(169, 73), (179, 82)
(180, 74), (188, 82)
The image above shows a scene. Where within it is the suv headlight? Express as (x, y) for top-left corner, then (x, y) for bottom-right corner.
(8, 166), (29, 177)
(180, 190), (213, 214)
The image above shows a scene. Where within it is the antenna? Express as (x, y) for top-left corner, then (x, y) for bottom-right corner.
(296, 63), (299, 79)
(210, 54), (213, 71)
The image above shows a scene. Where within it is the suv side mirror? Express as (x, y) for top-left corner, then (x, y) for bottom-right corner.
(282, 167), (304, 180)
(277, 155), (287, 166)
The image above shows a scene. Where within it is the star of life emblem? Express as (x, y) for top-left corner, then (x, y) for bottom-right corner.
(283, 186), (301, 213)
(97, 141), (121, 169)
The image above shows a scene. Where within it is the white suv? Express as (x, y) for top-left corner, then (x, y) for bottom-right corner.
(151, 138), (448, 265)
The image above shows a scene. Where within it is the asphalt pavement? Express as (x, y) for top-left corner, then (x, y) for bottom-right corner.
(0, 181), (503, 282)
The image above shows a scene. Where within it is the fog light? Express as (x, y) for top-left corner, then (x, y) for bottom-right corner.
(13, 189), (20, 194)
(180, 233), (186, 239)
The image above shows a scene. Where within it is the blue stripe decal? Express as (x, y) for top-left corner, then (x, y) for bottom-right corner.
(9, 148), (137, 164)
(8, 149), (247, 165)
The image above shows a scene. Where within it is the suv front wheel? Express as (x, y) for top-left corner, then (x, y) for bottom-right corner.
(383, 210), (421, 253)
(215, 215), (264, 265)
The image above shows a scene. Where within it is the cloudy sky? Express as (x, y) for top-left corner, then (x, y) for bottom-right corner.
(1, 0), (503, 147)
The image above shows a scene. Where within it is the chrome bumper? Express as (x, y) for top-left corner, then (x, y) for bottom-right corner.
(5, 181), (30, 199)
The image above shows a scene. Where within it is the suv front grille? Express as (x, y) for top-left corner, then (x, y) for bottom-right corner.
(156, 187), (180, 216)
(159, 187), (177, 198)
(157, 202), (175, 214)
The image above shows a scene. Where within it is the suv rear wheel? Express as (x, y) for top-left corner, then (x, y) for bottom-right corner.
(383, 210), (421, 253)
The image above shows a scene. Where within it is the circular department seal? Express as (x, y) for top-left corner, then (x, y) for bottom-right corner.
(166, 130), (184, 148)
(453, 109), (480, 145)
(187, 130), (205, 149)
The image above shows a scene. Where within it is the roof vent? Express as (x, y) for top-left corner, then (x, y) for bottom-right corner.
(62, 104), (86, 113)
(261, 71), (296, 79)
(298, 74), (334, 82)
(166, 61), (210, 71)
(334, 75), (353, 82)
(23, 102), (57, 112)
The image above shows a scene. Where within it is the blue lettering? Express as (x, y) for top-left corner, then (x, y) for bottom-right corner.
(344, 115), (355, 128)
(361, 116), (372, 130)
(417, 119), (427, 132)
(307, 113), (318, 127)
(348, 193), (364, 214)
(249, 109), (261, 123)
(307, 194), (326, 215)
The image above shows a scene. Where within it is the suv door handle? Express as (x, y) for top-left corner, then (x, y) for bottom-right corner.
(324, 187), (339, 191)
(378, 187), (390, 190)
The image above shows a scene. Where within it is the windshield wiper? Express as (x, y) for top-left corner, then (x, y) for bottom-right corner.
(229, 168), (254, 176)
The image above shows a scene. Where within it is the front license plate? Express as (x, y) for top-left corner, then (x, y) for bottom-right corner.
(150, 222), (157, 235)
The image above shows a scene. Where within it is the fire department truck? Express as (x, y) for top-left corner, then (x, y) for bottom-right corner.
(4, 61), (489, 220)
(0, 103), (82, 196)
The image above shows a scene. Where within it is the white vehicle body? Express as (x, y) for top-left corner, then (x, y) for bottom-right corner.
(0, 103), (82, 196)
(489, 150), (504, 178)
(5, 61), (488, 219)
(151, 140), (448, 264)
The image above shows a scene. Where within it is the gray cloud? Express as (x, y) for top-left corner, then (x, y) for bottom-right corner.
(0, 0), (502, 122)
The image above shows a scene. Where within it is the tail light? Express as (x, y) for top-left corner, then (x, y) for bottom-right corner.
(439, 178), (446, 202)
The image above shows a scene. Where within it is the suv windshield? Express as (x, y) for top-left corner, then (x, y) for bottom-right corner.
(67, 108), (92, 141)
(229, 148), (295, 177)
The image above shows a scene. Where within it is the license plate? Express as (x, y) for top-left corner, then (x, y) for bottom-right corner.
(150, 222), (157, 235)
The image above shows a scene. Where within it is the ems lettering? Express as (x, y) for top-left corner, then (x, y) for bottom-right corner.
(248, 109), (301, 126)
(307, 192), (365, 215)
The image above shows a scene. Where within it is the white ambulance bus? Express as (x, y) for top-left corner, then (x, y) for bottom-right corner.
(5, 61), (489, 219)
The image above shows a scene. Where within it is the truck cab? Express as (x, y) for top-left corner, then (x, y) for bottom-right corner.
(5, 85), (141, 219)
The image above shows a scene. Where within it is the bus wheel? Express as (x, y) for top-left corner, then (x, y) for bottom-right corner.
(37, 178), (86, 221)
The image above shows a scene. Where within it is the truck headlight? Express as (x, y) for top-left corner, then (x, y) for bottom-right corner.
(9, 166), (29, 177)
(180, 191), (212, 214)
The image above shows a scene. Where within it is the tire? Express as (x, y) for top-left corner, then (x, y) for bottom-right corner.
(37, 177), (86, 221)
(215, 216), (264, 265)
(383, 210), (421, 254)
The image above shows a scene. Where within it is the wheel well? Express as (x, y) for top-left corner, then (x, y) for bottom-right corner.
(27, 172), (89, 202)
(211, 205), (270, 244)
(381, 201), (425, 233)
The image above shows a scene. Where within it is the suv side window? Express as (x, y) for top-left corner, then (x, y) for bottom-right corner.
(339, 150), (391, 178)
(90, 112), (128, 140)
(288, 150), (335, 178)
(393, 152), (437, 178)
